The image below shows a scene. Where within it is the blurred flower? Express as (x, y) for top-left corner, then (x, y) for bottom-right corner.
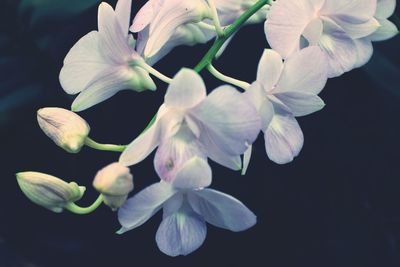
(60, 0), (156, 112)
(118, 157), (256, 257)
(37, 107), (90, 153)
(16, 171), (85, 213)
(245, 47), (328, 165)
(265, 0), (380, 77)
(93, 162), (134, 210)
(119, 68), (261, 172)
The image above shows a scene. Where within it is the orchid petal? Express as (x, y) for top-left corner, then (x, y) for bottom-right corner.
(115, 0), (132, 34)
(98, 2), (133, 63)
(173, 157), (212, 190)
(118, 182), (176, 233)
(302, 18), (323, 45)
(322, 0), (377, 21)
(256, 49), (283, 92)
(156, 204), (207, 257)
(264, 104), (304, 164)
(120, 105), (168, 166)
(376, 0), (396, 19)
(163, 193), (184, 219)
(274, 92), (325, 117)
(275, 46), (328, 94)
(164, 69), (207, 109)
(188, 189), (256, 232)
(131, 0), (162, 32)
(354, 38), (374, 68)
(59, 31), (108, 95)
(265, 0), (315, 58)
(144, 0), (209, 57)
(369, 19), (399, 41)
(332, 16), (380, 39)
(192, 85), (261, 156)
(241, 145), (252, 176)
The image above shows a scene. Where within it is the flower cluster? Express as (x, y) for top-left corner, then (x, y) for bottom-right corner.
(16, 0), (398, 257)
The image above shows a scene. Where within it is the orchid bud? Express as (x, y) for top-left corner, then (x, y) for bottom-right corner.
(37, 107), (90, 153)
(93, 163), (133, 211)
(16, 172), (86, 213)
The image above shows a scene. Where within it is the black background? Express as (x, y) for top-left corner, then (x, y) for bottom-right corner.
(1, 0), (400, 266)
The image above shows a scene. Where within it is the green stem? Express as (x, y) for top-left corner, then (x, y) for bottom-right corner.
(65, 195), (103, 215)
(194, 0), (271, 72)
(207, 64), (250, 90)
(84, 137), (127, 152)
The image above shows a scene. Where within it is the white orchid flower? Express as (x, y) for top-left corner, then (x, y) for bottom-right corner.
(120, 68), (261, 172)
(244, 47), (328, 166)
(353, 0), (399, 68)
(59, 0), (156, 112)
(265, 0), (380, 78)
(118, 157), (256, 257)
(132, 0), (268, 64)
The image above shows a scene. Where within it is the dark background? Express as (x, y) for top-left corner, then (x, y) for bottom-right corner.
(1, 0), (400, 266)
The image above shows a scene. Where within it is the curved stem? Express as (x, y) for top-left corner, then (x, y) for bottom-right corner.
(140, 63), (173, 84)
(84, 137), (127, 152)
(194, 0), (271, 72)
(65, 195), (103, 215)
(207, 64), (250, 90)
(207, 0), (224, 37)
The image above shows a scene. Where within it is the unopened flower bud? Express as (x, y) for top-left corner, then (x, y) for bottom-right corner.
(37, 107), (90, 153)
(16, 172), (86, 213)
(93, 163), (133, 211)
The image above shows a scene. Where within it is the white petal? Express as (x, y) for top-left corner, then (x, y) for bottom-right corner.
(144, 0), (209, 57)
(302, 18), (323, 45)
(118, 182), (176, 233)
(71, 67), (130, 111)
(376, 0), (396, 19)
(98, 2), (133, 63)
(163, 193), (184, 219)
(156, 205), (207, 257)
(353, 38), (374, 68)
(369, 19), (399, 41)
(264, 104), (304, 164)
(322, 0), (377, 21)
(115, 0), (132, 34)
(275, 46), (328, 94)
(319, 19), (358, 78)
(273, 92), (325, 117)
(192, 85), (261, 156)
(119, 105), (167, 166)
(164, 69), (206, 109)
(265, 0), (315, 58)
(59, 31), (108, 95)
(188, 189), (256, 232)
(173, 157), (212, 190)
(256, 49), (283, 91)
(244, 82), (267, 111)
(241, 145), (252, 176)
(131, 0), (161, 32)
(331, 16), (380, 39)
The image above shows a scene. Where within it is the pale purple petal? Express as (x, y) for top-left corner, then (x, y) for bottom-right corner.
(97, 2), (134, 64)
(241, 145), (252, 176)
(274, 46), (328, 94)
(131, 0), (162, 32)
(302, 18), (323, 45)
(59, 31), (108, 95)
(369, 19), (398, 41)
(264, 103), (304, 164)
(188, 188), (256, 232)
(156, 204), (207, 257)
(265, 0), (315, 58)
(319, 19), (358, 78)
(164, 69), (207, 109)
(115, 0), (132, 34)
(163, 193), (184, 219)
(353, 38), (374, 68)
(118, 182), (176, 233)
(119, 105), (168, 166)
(256, 49), (283, 92)
(273, 92), (325, 117)
(376, 0), (396, 19)
(173, 157), (212, 190)
(192, 85), (261, 156)
(331, 16), (380, 39)
(322, 0), (377, 21)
